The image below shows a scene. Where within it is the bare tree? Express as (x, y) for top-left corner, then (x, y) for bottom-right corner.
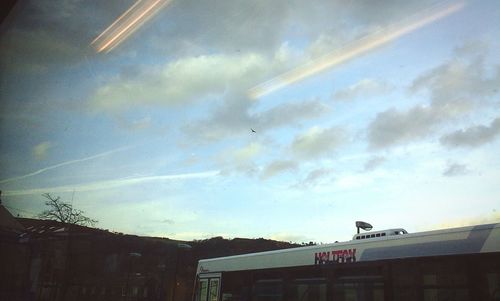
(38, 193), (97, 226)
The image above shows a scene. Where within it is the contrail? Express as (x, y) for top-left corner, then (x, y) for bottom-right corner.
(248, 1), (465, 99)
(0, 145), (133, 184)
(2, 170), (220, 196)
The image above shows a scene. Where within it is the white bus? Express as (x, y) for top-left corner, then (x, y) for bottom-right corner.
(193, 223), (500, 301)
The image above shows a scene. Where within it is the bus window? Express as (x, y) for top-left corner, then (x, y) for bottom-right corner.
(421, 259), (469, 301)
(197, 279), (209, 301)
(333, 267), (385, 301)
(221, 271), (250, 301)
(252, 279), (283, 301)
(288, 279), (326, 301)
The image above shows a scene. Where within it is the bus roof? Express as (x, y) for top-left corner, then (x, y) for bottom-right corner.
(196, 223), (500, 275)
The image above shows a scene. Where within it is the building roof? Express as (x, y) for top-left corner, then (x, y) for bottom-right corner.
(0, 204), (25, 232)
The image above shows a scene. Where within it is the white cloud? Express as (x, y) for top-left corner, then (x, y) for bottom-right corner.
(233, 142), (263, 162)
(261, 160), (298, 179)
(333, 79), (390, 101)
(89, 53), (271, 111)
(32, 141), (52, 161)
(216, 142), (264, 175)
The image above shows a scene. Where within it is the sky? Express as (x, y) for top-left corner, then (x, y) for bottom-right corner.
(1, 0), (499, 243)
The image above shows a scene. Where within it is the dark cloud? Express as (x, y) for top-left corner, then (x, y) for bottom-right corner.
(183, 92), (330, 143)
(1, 1), (133, 73)
(411, 57), (500, 109)
(440, 117), (500, 148)
(363, 156), (386, 171)
(291, 126), (345, 159)
(261, 160), (298, 179)
(258, 99), (330, 129)
(442, 163), (470, 177)
(367, 49), (500, 149)
(161, 219), (175, 225)
(293, 167), (335, 188)
(1, 28), (88, 73)
(148, 0), (432, 56)
(367, 106), (438, 149)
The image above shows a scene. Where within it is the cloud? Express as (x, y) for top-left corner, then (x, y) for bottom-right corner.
(367, 106), (439, 149)
(89, 53), (270, 112)
(0, 0), (127, 73)
(333, 79), (390, 101)
(367, 49), (500, 149)
(261, 160), (298, 179)
(411, 57), (500, 108)
(425, 211), (500, 230)
(269, 233), (310, 243)
(0, 29), (87, 73)
(294, 167), (335, 188)
(160, 219), (175, 225)
(115, 116), (154, 132)
(363, 156), (386, 171)
(291, 126), (345, 159)
(257, 98), (330, 129)
(184, 93), (330, 142)
(32, 141), (52, 161)
(248, 2), (464, 98)
(442, 163), (470, 177)
(2, 170), (219, 196)
(216, 142), (264, 175)
(232, 143), (263, 162)
(440, 117), (500, 148)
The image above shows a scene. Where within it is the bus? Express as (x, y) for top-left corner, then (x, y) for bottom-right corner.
(193, 223), (500, 301)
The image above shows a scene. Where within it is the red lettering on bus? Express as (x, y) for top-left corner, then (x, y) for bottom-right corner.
(314, 248), (357, 265)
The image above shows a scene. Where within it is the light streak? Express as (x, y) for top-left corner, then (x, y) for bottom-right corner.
(248, 1), (465, 99)
(91, 0), (173, 53)
(91, 0), (144, 45)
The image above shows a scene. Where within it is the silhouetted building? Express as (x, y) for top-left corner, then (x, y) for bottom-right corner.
(1, 205), (297, 301)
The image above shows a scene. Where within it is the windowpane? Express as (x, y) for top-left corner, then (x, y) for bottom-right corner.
(198, 279), (209, 301)
(423, 288), (469, 301)
(252, 280), (283, 301)
(288, 279), (326, 301)
(209, 279), (220, 301)
(334, 276), (384, 301)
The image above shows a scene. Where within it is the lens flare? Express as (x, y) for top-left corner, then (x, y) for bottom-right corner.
(248, 1), (465, 99)
(91, 0), (173, 53)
